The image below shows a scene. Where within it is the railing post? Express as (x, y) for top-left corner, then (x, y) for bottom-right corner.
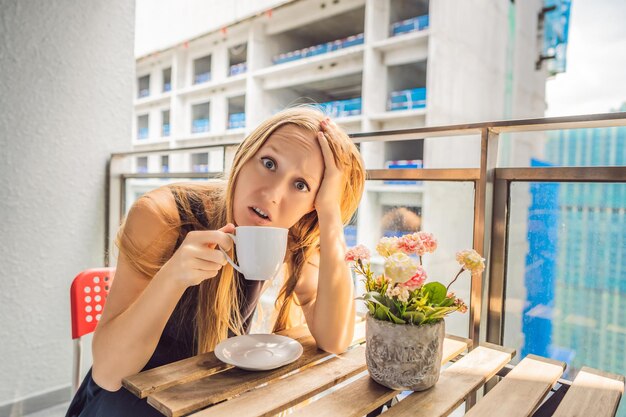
(487, 175), (510, 346)
(470, 128), (499, 346)
(106, 155), (127, 267)
(465, 128), (499, 410)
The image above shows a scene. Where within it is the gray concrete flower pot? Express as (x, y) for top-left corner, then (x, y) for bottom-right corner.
(365, 314), (445, 391)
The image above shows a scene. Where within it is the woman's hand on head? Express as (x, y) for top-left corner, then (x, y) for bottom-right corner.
(314, 118), (345, 216)
(154, 223), (235, 289)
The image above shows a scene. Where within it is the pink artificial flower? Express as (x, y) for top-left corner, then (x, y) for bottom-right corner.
(397, 232), (438, 256)
(397, 233), (425, 256)
(400, 265), (427, 290)
(345, 245), (371, 263)
(417, 232), (438, 254)
(454, 297), (468, 313)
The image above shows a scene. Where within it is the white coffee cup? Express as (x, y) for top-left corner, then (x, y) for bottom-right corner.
(219, 226), (289, 281)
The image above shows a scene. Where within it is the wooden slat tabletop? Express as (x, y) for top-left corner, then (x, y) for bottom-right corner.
(142, 320), (367, 417)
(287, 342), (505, 417)
(125, 320), (624, 417)
(148, 334), (327, 417)
(288, 373), (396, 417)
(146, 327), (470, 417)
(552, 367), (625, 417)
(188, 345), (368, 417)
(285, 335), (473, 417)
(463, 354), (565, 417)
(381, 343), (516, 417)
(122, 325), (312, 398)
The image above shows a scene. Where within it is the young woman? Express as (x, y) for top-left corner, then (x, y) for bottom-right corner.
(66, 107), (366, 416)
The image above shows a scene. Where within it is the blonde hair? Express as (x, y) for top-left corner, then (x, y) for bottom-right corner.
(117, 106), (365, 354)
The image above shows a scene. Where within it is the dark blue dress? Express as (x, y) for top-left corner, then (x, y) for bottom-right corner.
(66, 193), (263, 417)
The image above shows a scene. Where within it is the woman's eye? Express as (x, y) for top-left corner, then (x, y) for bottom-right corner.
(295, 181), (310, 192)
(261, 157), (276, 170)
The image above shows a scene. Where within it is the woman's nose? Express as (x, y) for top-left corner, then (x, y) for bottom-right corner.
(262, 180), (287, 205)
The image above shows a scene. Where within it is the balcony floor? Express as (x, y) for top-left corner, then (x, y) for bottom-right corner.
(23, 402), (69, 417)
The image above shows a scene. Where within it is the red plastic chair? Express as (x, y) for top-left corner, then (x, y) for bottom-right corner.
(70, 268), (115, 392)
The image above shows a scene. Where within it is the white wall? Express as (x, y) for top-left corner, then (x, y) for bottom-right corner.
(0, 0), (134, 412)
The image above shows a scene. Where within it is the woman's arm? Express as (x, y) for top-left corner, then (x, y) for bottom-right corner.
(92, 188), (233, 391)
(293, 120), (356, 354)
(295, 213), (355, 354)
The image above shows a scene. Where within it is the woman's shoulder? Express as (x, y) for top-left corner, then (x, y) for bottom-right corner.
(168, 181), (226, 204)
(133, 185), (178, 219)
(124, 181), (225, 240)
(140, 181), (225, 211)
(121, 187), (179, 249)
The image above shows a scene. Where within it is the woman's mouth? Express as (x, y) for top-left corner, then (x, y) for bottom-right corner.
(249, 206), (271, 222)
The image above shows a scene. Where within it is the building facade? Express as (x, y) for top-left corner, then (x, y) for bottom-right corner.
(540, 124), (624, 377)
(131, 0), (552, 337)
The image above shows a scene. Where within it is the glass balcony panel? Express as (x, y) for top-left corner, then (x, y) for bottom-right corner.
(499, 127), (626, 168)
(228, 95), (246, 129)
(228, 113), (245, 129)
(191, 102), (211, 133)
(269, 7), (365, 67)
(503, 181), (626, 395)
(390, 14), (429, 37)
(389, 0), (429, 36)
(162, 67), (172, 92)
(228, 43), (247, 76)
(357, 180), (475, 338)
(137, 114), (149, 140)
(193, 55), (212, 84)
(135, 156), (148, 174)
(137, 74), (150, 98)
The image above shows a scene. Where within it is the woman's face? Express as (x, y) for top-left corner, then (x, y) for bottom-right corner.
(232, 124), (324, 229)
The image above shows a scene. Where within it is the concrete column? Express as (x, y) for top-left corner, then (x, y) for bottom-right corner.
(246, 20), (269, 129)
(171, 49), (189, 139)
(358, 0), (390, 250)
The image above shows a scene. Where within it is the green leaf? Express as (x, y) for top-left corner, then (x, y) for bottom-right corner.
(358, 294), (385, 317)
(373, 294), (387, 305)
(423, 306), (456, 321)
(363, 292), (386, 307)
(392, 300), (407, 316)
(374, 304), (388, 321)
(423, 282), (447, 305)
(403, 311), (425, 325)
(369, 300), (407, 324)
(440, 297), (455, 307)
(386, 310), (406, 324)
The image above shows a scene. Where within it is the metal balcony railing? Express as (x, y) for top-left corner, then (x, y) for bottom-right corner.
(107, 111), (626, 351)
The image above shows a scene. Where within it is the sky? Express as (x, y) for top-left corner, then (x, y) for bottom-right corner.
(134, 0), (285, 57)
(135, 0), (626, 117)
(544, 0), (626, 116)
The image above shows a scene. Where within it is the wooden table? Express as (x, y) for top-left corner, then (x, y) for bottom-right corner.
(123, 322), (625, 417)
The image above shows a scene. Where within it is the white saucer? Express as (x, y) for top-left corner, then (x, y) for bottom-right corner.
(214, 334), (304, 371)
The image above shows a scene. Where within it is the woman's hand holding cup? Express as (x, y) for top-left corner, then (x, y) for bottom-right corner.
(154, 223), (236, 289)
(219, 226), (288, 281)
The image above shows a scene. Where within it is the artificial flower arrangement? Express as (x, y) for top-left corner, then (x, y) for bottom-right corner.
(346, 232), (485, 325)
